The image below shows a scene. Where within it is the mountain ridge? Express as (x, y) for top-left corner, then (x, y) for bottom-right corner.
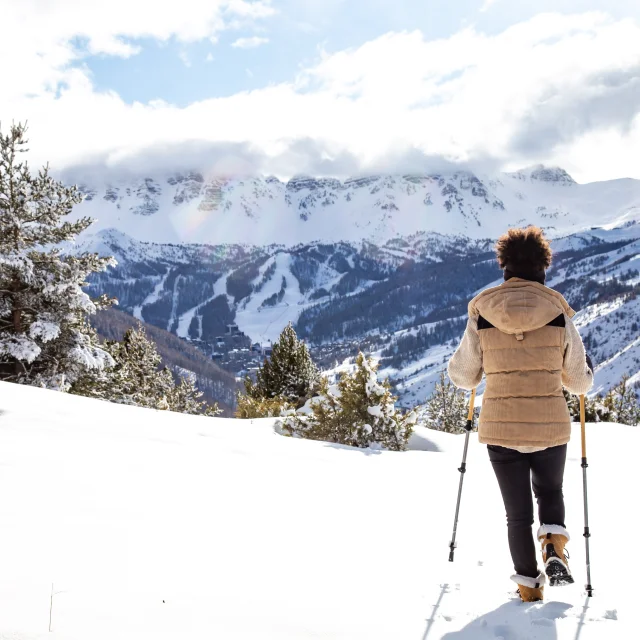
(69, 165), (640, 246)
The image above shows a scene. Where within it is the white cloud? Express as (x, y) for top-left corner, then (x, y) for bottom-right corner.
(231, 36), (270, 48)
(0, 1), (274, 102)
(480, 0), (499, 12)
(225, 0), (276, 19)
(179, 51), (192, 68)
(1, 7), (640, 183)
(206, 53), (215, 62)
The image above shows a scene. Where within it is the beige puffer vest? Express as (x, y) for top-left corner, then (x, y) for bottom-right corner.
(469, 278), (575, 449)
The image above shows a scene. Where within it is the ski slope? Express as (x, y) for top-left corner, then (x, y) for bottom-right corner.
(234, 252), (306, 344)
(0, 382), (636, 639)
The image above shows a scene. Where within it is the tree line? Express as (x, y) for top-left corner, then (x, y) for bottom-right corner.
(0, 122), (219, 416)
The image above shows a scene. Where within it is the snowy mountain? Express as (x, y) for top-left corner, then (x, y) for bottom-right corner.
(68, 165), (640, 245)
(62, 163), (640, 407)
(0, 381), (635, 639)
(74, 220), (640, 407)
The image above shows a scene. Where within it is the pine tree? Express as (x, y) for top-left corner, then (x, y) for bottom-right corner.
(235, 393), (291, 419)
(0, 122), (114, 389)
(563, 388), (612, 423)
(72, 324), (221, 415)
(423, 371), (470, 434)
(248, 322), (319, 408)
(282, 352), (416, 451)
(73, 325), (171, 408)
(167, 373), (221, 416)
(603, 375), (640, 426)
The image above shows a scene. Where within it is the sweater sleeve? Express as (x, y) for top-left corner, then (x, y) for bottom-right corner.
(447, 316), (483, 390)
(562, 315), (594, 395)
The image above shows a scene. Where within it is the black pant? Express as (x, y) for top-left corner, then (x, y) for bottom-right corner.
(487, 444), (567, 579)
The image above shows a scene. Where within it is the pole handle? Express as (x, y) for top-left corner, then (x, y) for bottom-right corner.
(467, 388), (477, 422)
(580, 394), (587, 458)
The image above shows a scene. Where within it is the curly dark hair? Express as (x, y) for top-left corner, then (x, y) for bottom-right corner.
(495, 226), (552, 274)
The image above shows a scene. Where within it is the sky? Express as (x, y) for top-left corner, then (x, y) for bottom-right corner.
(1, 0), (640, 183)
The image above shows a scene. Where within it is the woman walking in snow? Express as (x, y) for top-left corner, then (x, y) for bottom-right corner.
(447, 226), (593, 603)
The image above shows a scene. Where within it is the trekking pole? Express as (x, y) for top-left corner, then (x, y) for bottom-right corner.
(449, 388), (477, 562)
(580, 394), (594, 597)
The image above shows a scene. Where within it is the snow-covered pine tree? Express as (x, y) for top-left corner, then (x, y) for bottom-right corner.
(249, 322), (319, 408)
(73, 324), (221, 415)
(167, 372), (222, 416)
(0, 122), (114, 389)
(73, 325), (172, 409)
(423, 371), (470, 433)
(603, 374), (640, 426)
(282, 352), (416, 451)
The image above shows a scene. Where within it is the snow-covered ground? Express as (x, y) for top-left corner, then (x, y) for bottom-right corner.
(0, 382), (636, 639)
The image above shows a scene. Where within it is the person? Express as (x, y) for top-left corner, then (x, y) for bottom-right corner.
(447, 226), (594, 603)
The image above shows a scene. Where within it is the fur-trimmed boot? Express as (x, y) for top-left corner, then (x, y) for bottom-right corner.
(511, 572), (546, 602)
(538, 524), (574, 586)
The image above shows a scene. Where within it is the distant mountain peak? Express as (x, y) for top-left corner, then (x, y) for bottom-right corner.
(508, 164), (576, 185)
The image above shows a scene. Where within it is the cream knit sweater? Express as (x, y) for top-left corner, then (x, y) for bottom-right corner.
(448, 313), (594, 453)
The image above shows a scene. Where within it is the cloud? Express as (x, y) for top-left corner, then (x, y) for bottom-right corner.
(224, 0), (276, 19)
(179, 51), (192, 68)
(58, 135), (480, 184)
(480, 0), (499, 12)
(0, 1), (275, 101)
(2, 8), (640, 183)
(206, 53), (215, 62)
(58, 139), (270, 184)
(231, 36), (270, 48)
(509, 67), (640, 156)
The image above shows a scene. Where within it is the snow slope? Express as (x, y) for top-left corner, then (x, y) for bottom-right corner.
(234, 252), (306, 343)
(0, 382), (636, 639)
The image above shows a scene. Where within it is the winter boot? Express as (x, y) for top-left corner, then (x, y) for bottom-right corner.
(511, 572), (546, 602)
(538, 525), (574, 586)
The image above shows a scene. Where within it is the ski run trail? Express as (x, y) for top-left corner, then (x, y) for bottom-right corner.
(0, 381), (637, 639)
(132, 270), (169, 323)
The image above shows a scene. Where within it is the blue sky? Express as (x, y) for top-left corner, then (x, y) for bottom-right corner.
(76, 0), (640, 107)
(2, 0), (640, 182)
(80, 0), (485, 107)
